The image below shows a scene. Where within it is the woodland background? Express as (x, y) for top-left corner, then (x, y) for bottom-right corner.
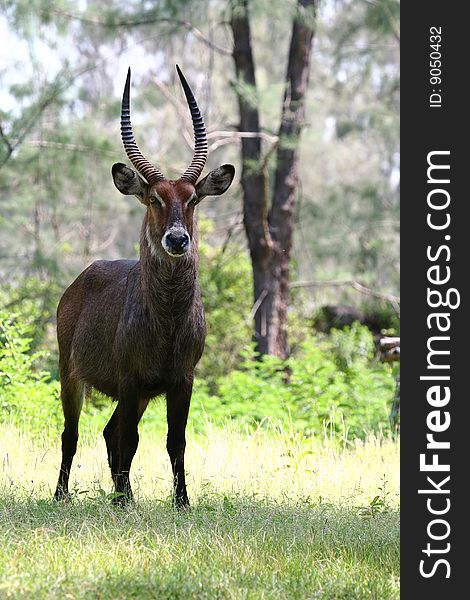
(0, 0), (399, 430)
(0, 2), (400, 597)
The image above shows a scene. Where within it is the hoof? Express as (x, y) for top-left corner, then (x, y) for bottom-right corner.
(175, 495), (190, 510)
(53, 489), (71, 502)
(111, 492), (132, 507)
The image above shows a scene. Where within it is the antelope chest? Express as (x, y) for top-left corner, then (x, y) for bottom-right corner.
(131, 317), (204, 387)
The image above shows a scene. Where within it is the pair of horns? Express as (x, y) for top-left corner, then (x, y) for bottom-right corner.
(120, 65), (208, 185)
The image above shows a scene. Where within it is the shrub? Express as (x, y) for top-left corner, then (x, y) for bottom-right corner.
(197, 220), (253, 387)
(1, 312), (396, 442)
(0, 313), (61, 436)
(192, 324), (395, 439)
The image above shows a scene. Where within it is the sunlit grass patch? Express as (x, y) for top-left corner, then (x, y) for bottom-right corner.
(0, 422), (399, 599)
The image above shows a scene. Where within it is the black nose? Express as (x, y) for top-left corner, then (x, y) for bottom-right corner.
(166, 231), (190, 253)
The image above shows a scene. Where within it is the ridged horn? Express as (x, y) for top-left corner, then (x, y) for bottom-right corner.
(120, 68), (165, 185)
(176, 65), (208, 184)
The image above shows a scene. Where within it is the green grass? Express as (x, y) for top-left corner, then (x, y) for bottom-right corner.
(0, 421), (399, 599)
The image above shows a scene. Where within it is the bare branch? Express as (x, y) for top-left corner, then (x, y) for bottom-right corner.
(290, 279), (400, 308)
(0, 89), (60, 168)
(92, 227), (119, 253)
(0, 61), (102, 169)
(260, 139), (280, 173)
(206, 130), (278, 154)
(25, 139), (118, 157)
(0, 123), (13, 161)
(220, 216), (244, 254)
(152, 78), (194, 152)
(207, 130), (278, 143)
(248, 289), (268, 322)
(43, 8), (232, 55)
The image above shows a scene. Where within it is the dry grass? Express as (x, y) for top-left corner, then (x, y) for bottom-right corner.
(0, 420), (399, 599)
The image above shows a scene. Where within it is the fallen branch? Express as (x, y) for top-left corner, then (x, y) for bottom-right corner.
(290, 279), (400, 311)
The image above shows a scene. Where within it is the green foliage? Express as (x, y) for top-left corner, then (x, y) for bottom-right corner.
(0, 0), (399, 307)
(0, 278), (59, 334)
(192, 323), (395, 438)
(296, 0), (399, 296)
(1, 314), (394, 441)
(328, 320), (375, 370)
(0, 278), (61, 376)
(0, 313), (61, 436)
(360, 474), (393, 517)
(197, 219), (253, 386)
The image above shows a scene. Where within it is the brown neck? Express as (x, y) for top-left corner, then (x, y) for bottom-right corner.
(138, 214), (199, 317)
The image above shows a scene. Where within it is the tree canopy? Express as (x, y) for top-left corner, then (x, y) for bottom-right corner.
(0, 0), (399, 359)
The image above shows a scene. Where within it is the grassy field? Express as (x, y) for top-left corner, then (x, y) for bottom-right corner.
(0, 419), (399, 599)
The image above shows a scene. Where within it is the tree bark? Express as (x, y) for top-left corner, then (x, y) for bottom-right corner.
(231, 0), (271, 355)
(231, 0), (316, 358)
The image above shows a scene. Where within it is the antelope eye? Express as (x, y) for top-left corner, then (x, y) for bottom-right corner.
(150, 195), (163, 206)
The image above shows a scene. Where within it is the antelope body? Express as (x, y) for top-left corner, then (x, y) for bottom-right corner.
(54, 66), (235, 506)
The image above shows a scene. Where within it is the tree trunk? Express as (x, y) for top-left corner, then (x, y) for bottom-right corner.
(231, 0), (316, 358)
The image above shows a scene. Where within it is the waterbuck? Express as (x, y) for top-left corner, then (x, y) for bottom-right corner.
(53, 66), (235, 507)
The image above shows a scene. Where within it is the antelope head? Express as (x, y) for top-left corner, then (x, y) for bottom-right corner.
(112, 66), (235, 258)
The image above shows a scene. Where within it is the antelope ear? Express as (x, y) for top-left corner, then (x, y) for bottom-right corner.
(112, 163), (148, 204)
(195, 164), (235, 202)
